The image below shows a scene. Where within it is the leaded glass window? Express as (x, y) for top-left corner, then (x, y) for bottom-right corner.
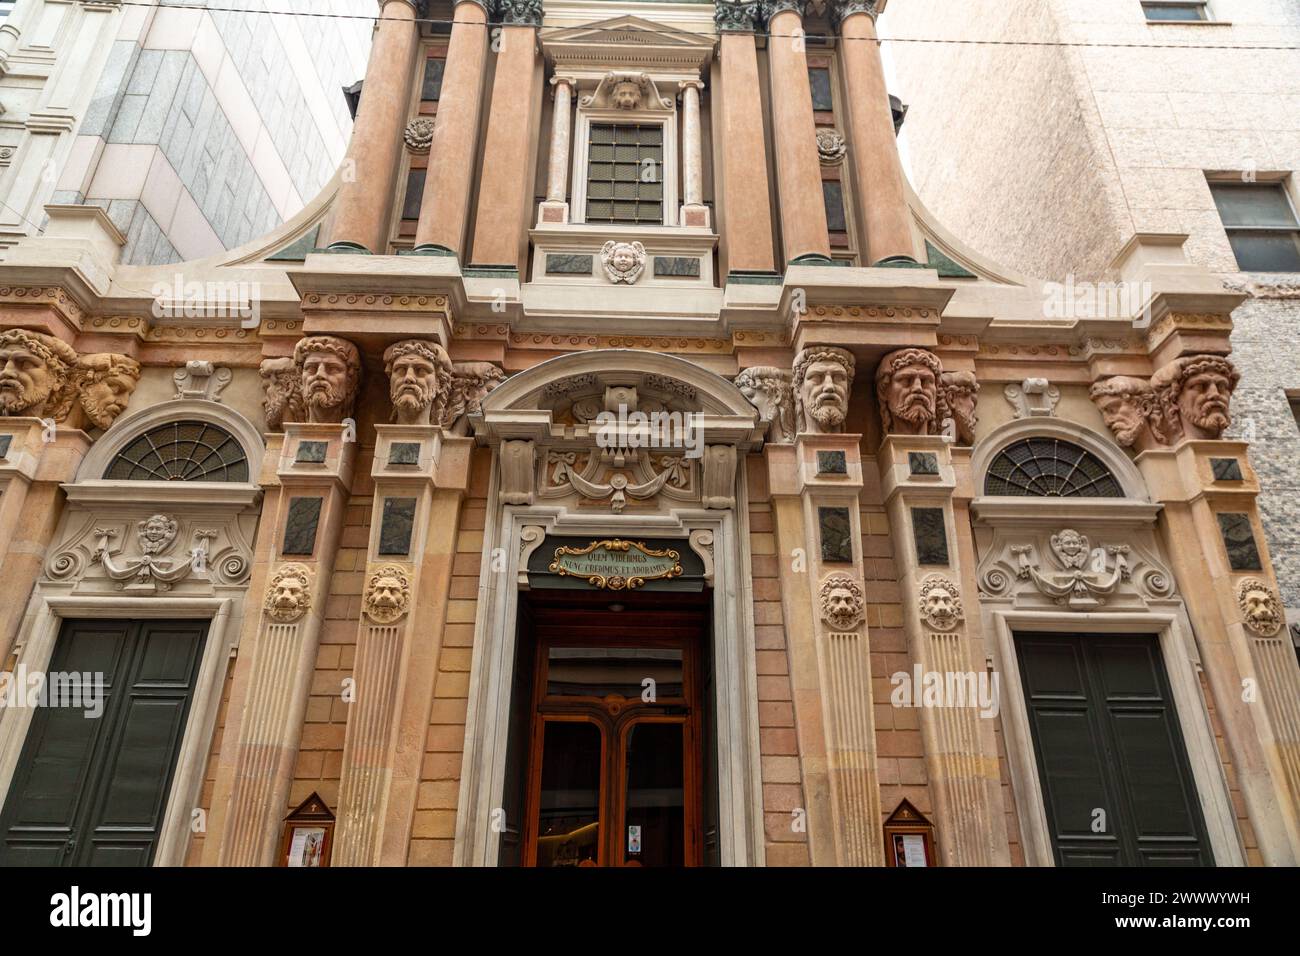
(585, 123), (664, 224)
(984, 438), (1123, 498)
(104, 420), (249, 482)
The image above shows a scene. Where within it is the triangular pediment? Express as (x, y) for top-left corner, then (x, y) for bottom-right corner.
(542, 15), (716, 75)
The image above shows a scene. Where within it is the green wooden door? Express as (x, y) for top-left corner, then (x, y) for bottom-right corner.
(0, 619), (208, 866)
(1015, 632), (1212, 866)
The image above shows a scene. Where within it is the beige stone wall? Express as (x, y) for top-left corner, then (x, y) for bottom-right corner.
(185, 660), (236, 866)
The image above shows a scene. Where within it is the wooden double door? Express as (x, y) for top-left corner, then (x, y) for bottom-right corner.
(517, 590), (710, 867)
(0, 619), (208, 867)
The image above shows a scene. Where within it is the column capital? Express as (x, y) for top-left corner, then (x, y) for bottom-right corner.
(678, 78), (705, 94)
(829, 0), (881, 32)
(761, 0), (810, 24)
(493, 0), (543, 27)
(714, 1), (761, 33)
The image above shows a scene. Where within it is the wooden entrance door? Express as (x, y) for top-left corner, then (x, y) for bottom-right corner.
(1015, 632), (1213, 866)
(520, 591), (706, 867)
(0, 618), (208, 866)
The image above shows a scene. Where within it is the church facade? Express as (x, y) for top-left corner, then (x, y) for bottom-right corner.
(0, 0), (1296, 867)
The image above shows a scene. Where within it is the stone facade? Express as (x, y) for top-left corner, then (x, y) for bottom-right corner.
(0, 0), (1296, 870)
(884, 0), (1300, 625)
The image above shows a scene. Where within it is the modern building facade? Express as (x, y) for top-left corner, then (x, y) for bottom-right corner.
(882, 0), (1300, 638)
(0, 0), (1296, 868)
(0, 0), (371, 263)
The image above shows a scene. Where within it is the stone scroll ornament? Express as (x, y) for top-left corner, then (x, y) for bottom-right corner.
(294, 335), (362, 424)
(384, 339), (454, 427)
(91, 514), (216, 592)
(364, 564), (412, 624)
(792, 346), (855, 435)
(1012, 528), (1131, 610)
(734, 366), (796, 444)
(265, 563), (313, 623)
(918, 574), (963, 632)
(0, 328), (140, 429)
(1236, 577), (1283, 637)
(1092, 354), (1239, 448)
(819, 572), (865, 631)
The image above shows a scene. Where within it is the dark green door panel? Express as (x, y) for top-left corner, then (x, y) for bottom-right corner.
(1015, 632), (1212, 867)
(0, 619), (208, 867)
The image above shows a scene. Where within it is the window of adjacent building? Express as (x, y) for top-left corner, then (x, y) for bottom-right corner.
(1290, 394), (1300, 433)
(1209, 180), (1300, 272)
(585, 123), (664, 225)
(1141, 1), (1208, 20)
(809, 67), (834, 112)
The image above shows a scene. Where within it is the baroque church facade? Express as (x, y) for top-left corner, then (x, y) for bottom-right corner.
(0, 0), (1296, 867)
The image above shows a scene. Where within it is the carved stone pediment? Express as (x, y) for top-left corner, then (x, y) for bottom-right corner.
(977, 523), (1175, 612)
(541, 16), (717, 79)
(42, 489), (259, 597)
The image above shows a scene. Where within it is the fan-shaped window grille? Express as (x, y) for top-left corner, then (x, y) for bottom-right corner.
(104, 420), (249, 482)
(984, 438), (1124, 498)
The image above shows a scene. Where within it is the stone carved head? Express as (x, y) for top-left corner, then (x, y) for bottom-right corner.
(364, 564), (412, 624)
(918, 574), (963, 632)
(383, 339), (453, 427)
(1050, 529), (1090, 570)
(294, 336), (361, 424)
(793, 346), (855, 435)
(260, 356), (306, 431)
(939, 369), (979, 445)
(819, 572), (865, 631)
(1236, 577), (1282, 637)
(443, 362), (506, 430)
(1151, 354), (1239, 441)
(265, 563), (313, 623)
(137, 514), (178, 556)
(734, 366), (796, 443)
(77, 353), (141, 429)
(876, 348), (941, 436)
(601, 240), (646, 284)
(1090, 375), (1167, 451)
(0, 329), (78, 418)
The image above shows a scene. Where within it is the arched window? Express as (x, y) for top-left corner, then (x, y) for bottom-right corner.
(984, 437), (1124, 498)
(103, 420), (250, 482)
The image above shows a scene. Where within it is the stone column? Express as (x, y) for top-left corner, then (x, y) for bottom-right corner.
(537, 76), (574, 225)
(767, 434), (884, 865)
(679, 80), (709, 228)
(715, 5), (776, 277)
(0, 420), (91, 659)
(414, 0), (491, 256)
(210, 424), (357, 866)
(332, 426), (473, 866)
(878, 434), (1007, 866)
(765, 1), (831, 265)
(1138, 439), (1300, 864)
(832, 1), (916, 265)
(468, 0), (544, 274)
(327, 0), (421, 253)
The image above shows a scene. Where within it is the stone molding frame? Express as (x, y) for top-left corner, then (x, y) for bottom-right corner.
(0, 398), (264, 867)
(971, 419), (1244, 867)
(456, 349), (766, 866)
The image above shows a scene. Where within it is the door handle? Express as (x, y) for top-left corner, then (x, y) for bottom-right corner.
(63, 837), (76, 856)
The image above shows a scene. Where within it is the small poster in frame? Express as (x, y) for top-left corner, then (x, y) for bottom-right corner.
(279, 792), (335, 868)
(883, 799), (936, 867)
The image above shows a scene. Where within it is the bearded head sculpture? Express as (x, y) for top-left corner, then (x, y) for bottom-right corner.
(819, 572), (865, 631)
(384, 339), (453, 427)
(793, 346), (855, 435)
(734, 366), (796, 443)
(1151, 355), (1239, 441)
(939, 369), (979, 445)
(442, 361), (506, 432)
(294, 336), (361, 424)
(1090, 375), (1167, 451)
(876, 348), (942, 436)
(77, 353), (141, 429)
(0, 329), (78, 418)
(364, 564), (412, 624)
(1236, 577), (1283, 637)
(918, 575), (963, 632)
(260, 356), (306, 431)
(265, 563), (313, 623)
